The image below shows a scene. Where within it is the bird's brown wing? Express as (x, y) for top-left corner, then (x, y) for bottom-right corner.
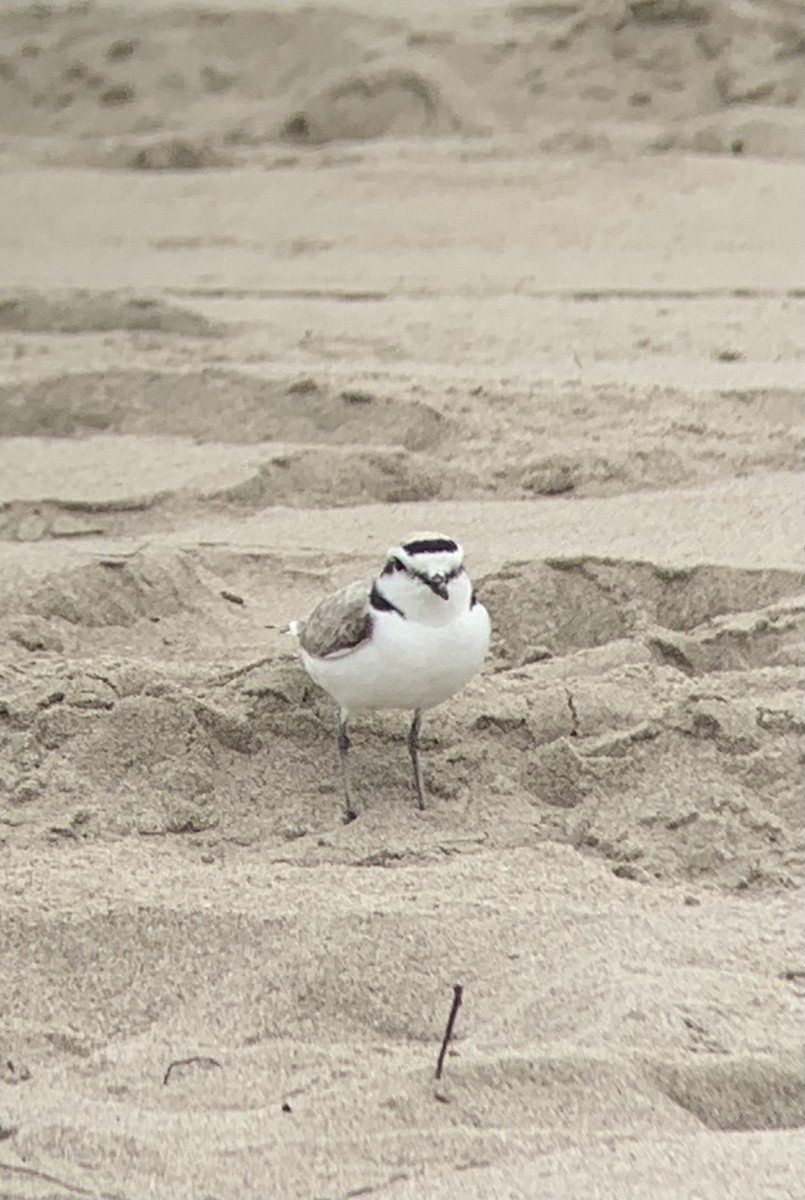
(296, 580), (372, 659)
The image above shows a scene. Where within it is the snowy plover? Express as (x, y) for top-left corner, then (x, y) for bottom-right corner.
(290, 533), (490, 821)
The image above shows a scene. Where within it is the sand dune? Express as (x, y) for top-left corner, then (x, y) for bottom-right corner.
(0, 1), (803, 1197)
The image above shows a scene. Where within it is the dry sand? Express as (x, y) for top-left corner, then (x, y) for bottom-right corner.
(0, 1), (803, 1198)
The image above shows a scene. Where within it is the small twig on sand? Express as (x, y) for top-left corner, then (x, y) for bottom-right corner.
(209, 655), (275, 686)
(435, 984), (463, 1081)
(162, 1056), (222, 1086)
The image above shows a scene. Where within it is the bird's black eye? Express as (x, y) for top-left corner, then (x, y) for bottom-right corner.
(382, 556), (406, 576)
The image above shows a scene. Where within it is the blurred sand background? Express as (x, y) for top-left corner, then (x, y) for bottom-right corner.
(0, 0), (803, 1197)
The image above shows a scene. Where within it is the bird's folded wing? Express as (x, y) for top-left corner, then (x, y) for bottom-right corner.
(296, 580), (372, 659)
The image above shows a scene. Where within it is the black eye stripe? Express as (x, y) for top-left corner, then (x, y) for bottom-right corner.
(412, 564), (464, 586)
(381, 559), (464, 585)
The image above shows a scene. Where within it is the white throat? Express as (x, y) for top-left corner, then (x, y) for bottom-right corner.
(374, 567), (472, 625)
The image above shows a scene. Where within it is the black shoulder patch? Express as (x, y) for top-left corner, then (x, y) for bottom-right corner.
(370, 582), (404, 617)
(402, 537), (458, 556)
(470, 590), (478, 608)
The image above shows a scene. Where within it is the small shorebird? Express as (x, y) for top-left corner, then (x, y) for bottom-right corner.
(290, 533), (490, 821)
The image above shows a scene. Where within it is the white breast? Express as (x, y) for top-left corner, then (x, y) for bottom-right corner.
(302, 596), (490, 714)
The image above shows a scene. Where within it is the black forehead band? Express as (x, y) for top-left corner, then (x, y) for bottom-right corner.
(401, 538), (459, 556)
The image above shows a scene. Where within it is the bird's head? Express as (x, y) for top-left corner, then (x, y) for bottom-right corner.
(382, 533), (465, 601)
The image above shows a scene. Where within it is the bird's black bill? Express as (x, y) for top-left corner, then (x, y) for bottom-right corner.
(426, 575), (450, 600)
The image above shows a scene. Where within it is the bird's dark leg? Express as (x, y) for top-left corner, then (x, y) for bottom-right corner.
(338, 708), (358, 823)
(407, 708), (427, 810)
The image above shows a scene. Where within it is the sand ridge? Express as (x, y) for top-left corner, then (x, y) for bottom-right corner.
(0, 1), (804, 1197)
(1, 0), (802, 162)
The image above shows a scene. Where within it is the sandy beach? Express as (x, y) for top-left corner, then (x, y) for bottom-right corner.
(0, 1), (803, 1197)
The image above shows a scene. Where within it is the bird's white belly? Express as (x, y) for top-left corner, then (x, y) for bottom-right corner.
(303, 603), (490, 713)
